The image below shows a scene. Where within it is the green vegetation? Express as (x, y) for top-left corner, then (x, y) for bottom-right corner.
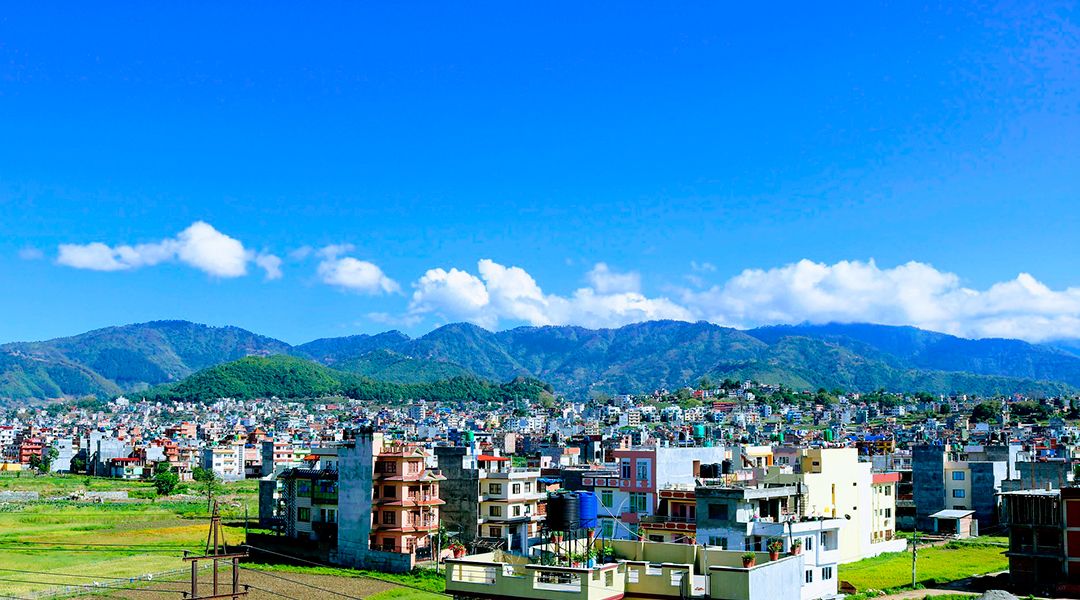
(838, 540), (1007, 593)
(0, 501), (250, 595)
(144, 355), (555, 403)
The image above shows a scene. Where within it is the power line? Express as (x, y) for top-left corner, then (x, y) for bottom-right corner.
(244, 583), (303, 600)
(241, 544), (452, 597)
(0, 576), (182, 593)
(238, 567), (363, 600)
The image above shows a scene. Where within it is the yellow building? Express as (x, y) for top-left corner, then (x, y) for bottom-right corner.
(771, 447), (906, 563)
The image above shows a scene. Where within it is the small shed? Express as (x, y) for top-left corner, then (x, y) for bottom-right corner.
(928, 509), (978, 538)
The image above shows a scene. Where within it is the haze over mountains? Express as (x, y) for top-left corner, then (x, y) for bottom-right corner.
(3, 319), (1080, 403)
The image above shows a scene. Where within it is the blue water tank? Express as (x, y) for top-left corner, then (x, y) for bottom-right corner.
(576, 491), (599, 529)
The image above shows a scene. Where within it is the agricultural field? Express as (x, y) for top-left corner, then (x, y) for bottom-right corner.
(838, 538), (1009, 594)
(0, 475), (441, 600)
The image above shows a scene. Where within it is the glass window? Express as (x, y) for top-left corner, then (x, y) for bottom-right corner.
(524, 482), (532, 493)
(489, 483), (502, 495)
(804, 536), (813, 551)
(297, 507), (310, 522)
(620, 461), (631, 479)
(601, 520), (614, 538)
(512, 483), (522, 494)
(953, 489), (965, 498)
(636, 461), (649, 481)
(707, 503), (728, 520)
(383, 511), (395, 524)
(629, 493), (647, 514)
(296, 480), (311, 497)
(805, 570), (813, 584)
(601, 490), (613, 507)
(489, 505), (502, 517)
(822, 566), (833, 580)
(383, 485), (396, 498)
(952, 471), (965, 481)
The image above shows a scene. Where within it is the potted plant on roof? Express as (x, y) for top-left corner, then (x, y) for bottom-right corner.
(449, 542), (466, 558)
(741, 551), (756, 568)
(551, 530), (564, 543)
(767, 538), (783, 560)
(789, 538), (802, 556)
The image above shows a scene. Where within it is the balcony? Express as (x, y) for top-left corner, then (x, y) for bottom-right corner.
(639, 515), (696, 532)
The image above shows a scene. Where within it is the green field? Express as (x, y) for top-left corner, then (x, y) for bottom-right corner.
(838, 539), (1008, 593)
(0, 475), (256, 595)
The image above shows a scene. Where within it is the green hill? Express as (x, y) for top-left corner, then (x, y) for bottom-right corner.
(146, 354), (554, 404)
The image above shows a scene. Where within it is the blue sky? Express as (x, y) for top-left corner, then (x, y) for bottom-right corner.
(2, 3), (1079, 344)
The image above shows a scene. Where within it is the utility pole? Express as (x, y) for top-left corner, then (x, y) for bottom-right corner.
(185, 502), (249, 600)
(911, 529), (918, 589)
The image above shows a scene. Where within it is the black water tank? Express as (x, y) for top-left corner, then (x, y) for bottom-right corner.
(699, 463), (718, 479)
(546, 492), (581, 531)
(721, 459), (732, 474)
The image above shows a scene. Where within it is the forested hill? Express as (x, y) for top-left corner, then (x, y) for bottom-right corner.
(3, 319), (1079, 402)
(144, 355), (556, 404)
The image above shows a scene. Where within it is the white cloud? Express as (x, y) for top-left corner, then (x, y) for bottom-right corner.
(316, 246), (399, 295)
(679, 259), (1080, 342)
(254, 253), (284, 281)
(407, 259), (692, 329)
(404, 257), (1080, 342)
(690, 261), (717, 273)
(586, 263), (641, 294)
(55, 221), (271, 279)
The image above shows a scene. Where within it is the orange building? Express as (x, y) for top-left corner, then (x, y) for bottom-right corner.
(371, 443), (446, 557)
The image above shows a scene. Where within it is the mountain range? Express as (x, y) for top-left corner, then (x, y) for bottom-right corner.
(2, 319), (1080, 403)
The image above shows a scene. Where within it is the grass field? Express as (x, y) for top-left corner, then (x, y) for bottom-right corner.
(838, 539), (1009, 592)
(0, 474), (260, 595)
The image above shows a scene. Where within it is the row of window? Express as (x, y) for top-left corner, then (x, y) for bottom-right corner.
(487, 482), (533, 495)
(295, 507), (336, 523)
(806, 566), (834, 583)
(487, 504), (528, 517)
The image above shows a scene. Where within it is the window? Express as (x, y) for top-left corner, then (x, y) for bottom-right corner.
(952, 489), (965, 498)
(297, 507), (311, 522)
(822, 566), (833, 580)
(489, 526), (502, 538)
(708, 536), (727, 549)
(383, 485), (396, 498)
(512, 483), (521, 494)
(605, 571), (614, 586)
(513, 505), (522, 517)
(649, 535), (663, 542)
(489, 483), (502, 495)
(804, 536), (813, 551)
(885, 508), (892, 518)
(629, 493), (647, 514)
(952, 471), (965, 481)
(707, 503), (728, 520)
(601, 520), (615, 538)
(383, 462), (397, 474)
(621, 460), (631, 479)
(805, 570), (814, 584)
(383, 511), (395, 524)
(885, 486), (892, 496)
(296, 480), (311, 497)
(636, 461), (649, 482)
(489, 505), (502, 517)
(601, 490), (613, 507)
(524, 482), (532, 493)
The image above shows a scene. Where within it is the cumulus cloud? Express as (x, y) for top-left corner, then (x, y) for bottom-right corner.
(408, 259), (692, 329)
(586, 263), (641, 294)
(55, 221), (280, 279)
(679, 259), (1080, 343)
(316, 245), (399, 295)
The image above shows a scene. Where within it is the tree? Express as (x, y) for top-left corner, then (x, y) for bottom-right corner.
(971, 401), (1003, 424)
(27, 454), (42, 471)
(192, 467), (222, 511)
(41, 447), (59, 473)
(153, 461), (172, 476)
(154, 470), (180, 497)
(70, 456), (87, 474)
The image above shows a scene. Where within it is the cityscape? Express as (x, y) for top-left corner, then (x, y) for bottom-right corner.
(3, 3), (1079, 600)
